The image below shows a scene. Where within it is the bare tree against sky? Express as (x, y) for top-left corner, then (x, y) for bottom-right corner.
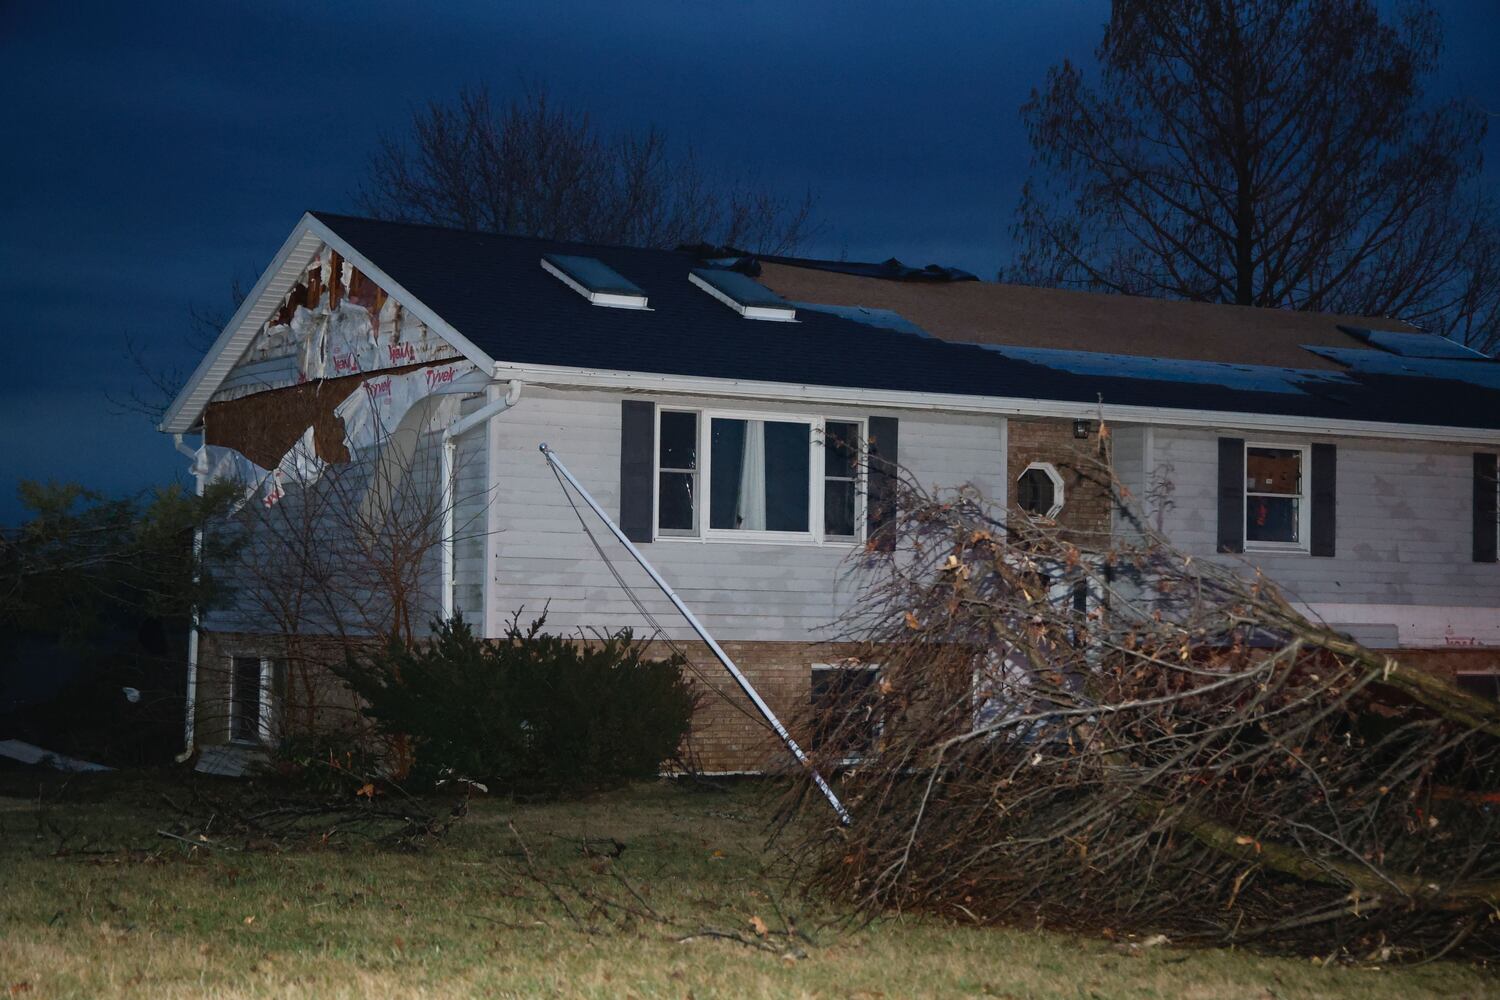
(112, 281), (249, 424)
(355, 86), (816, 255)
(1009, 0), (1500, 352)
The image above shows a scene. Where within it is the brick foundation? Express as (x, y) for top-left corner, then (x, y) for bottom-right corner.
(193, 626), (1497, 769)
(192, 629), (862, 773)
(649, 640), (865, 774)
(1380, 648), (1500, 683)
(193, 631), (367, 747)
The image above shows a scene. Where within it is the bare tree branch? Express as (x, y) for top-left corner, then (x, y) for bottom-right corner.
(1008, 0), (1500, 353)
(354, 85), (818, 254)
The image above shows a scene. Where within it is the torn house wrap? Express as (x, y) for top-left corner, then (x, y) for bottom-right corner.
(334, 360), (476, 458)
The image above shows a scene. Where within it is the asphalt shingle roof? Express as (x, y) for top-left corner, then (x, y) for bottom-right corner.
(312, 212), (1500, 431)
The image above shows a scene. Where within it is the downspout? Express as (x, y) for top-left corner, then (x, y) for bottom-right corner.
(441, 380), (523, 622)
(172, 433), (203, 763)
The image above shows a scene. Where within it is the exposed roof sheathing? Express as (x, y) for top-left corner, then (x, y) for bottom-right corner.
(757, 262), (1413, 371)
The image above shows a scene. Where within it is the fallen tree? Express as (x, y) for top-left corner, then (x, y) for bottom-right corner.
(790, 441), (1500, 962)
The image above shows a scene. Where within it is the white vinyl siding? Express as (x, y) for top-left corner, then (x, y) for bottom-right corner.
(484, 386), (1005, 642)
(1149, 426), (1500, 607)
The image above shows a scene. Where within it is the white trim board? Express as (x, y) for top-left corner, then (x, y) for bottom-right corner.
(159, 224), (322, 434)
(490, 360), (1500, 447)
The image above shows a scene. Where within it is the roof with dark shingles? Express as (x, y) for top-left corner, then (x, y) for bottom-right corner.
(311, 212), (1500, 431)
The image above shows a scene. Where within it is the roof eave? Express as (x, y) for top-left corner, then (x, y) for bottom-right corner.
(158, 213), (498, 435)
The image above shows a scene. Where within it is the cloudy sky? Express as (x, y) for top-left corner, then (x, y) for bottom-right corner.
(1, 1), (1496, 521)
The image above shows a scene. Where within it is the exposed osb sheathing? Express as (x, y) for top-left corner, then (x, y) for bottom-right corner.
(204, 362), (436, 469)
(758, 262), (1417, 371)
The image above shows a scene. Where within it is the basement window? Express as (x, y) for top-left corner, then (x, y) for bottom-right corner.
(541, 254), (649, 309)
(810, 661), (881, 761)
(229, 656), (275, 745)
(1017, 462), (1065, 519)
(688, 268), (797, 321)
(1455, 672), (1500, 702)
(1245, 444), (1309, 549)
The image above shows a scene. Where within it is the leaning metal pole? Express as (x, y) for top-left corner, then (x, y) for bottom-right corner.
(540, 443), (852, 825)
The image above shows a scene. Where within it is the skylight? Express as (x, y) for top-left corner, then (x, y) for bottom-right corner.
(688, 268), (797, 321)
(541, 254), (649, 309)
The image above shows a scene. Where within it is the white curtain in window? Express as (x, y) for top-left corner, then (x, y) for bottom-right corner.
(737, 420), (766, 529)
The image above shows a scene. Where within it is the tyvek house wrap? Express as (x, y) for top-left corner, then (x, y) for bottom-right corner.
(197, 240), (478, 506)
(211, 246), (462, 405)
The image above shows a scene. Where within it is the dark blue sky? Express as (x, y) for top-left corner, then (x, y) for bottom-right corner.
(1, 1), (1496, 522)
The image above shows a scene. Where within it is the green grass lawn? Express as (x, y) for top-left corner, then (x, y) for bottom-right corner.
(0, 769), (1492, 999)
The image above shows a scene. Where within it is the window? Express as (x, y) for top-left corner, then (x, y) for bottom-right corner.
(1245, 444), (1309, 548)
(810, 662), (881, 760)
(229, 656), (274, 745)
(657, 411), (698, 534)
(710, 417), (810, 532)
(1017, 462), (1065, 518)
(823, 421), (860, 538)
(1455, 672), (1500, 701)
(655, 409), (862, 543)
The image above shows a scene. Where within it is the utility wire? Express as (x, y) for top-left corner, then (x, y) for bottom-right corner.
(547, 463), (775, 735)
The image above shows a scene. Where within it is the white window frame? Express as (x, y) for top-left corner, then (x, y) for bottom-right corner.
(1017, 461), (1066, 519)
(227, 654), (275, 746)
(1244, 441), (1312, 554)
(821, 418), (866, 543)
(654, 409), (701, 537)
(652, 407), (865, 546)
(810, 660), (882, 765)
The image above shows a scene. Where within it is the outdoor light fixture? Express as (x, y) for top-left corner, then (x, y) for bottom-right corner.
(1073, 419), (1091, 439)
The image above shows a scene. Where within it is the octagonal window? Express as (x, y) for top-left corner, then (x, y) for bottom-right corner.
(1017, 463), (1065, 519)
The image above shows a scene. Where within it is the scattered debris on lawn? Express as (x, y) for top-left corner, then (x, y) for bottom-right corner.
(0, 739), (113, 773)
(156, 773), (474, 854)
(502, 818), (817, 960)
(192, 746), (263, 778)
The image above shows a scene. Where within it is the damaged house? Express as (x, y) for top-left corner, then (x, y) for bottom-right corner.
(159, 212), (1500, 772)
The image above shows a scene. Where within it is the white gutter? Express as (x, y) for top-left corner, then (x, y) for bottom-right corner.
(172, 434), (204, 762)
(440, 380), (523, 622)
(491, 359), (1500, 447)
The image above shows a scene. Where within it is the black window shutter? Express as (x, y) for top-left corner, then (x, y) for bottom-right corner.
(619, 400), (655, 543)
(1310, 443), (1336, 557)
(1217, 437), (1245, 554)
(867, 416), (899, 551)
(1475, 452), (1498, 563)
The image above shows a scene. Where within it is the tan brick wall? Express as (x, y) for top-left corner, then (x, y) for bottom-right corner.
(195, 625), (1494, 768)
(648, 640), (865, 774)
(1383, 648), (1500, 684)
(1006, 417), (1112, 542)
(194, 629), (859, 774)
(194, 631), (367, 747)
